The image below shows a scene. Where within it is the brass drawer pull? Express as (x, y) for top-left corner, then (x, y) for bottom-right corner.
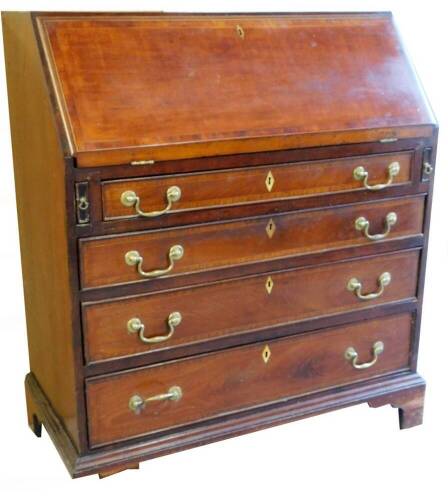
(345, 341), (384, 370)
(120, 186), (181, 218)
(355, 212), (397, 241)
(129, 386), (183, 415)
(347, 272), (391, 300)
(127, 312), (182, 344)
(125, 245), (184, 278)
(353, 161), (400, 191)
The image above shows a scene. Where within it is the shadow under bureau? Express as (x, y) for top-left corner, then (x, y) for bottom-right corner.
(2, 12), (437, 478)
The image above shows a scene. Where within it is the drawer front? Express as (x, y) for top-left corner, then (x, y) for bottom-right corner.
(87, 313), (413, 446)
(80, 196), (423, 289)
(83, 249), (419, 363)
(102, 152), (412, 220)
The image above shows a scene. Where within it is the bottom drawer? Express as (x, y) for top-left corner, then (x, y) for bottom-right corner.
(87, 313), (412, 447)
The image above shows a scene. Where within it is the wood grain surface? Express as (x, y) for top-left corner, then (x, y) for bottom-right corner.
(80, 196), (424, 289)
(2, 12), (80, 448)
(2, 11), (436, 477)
(37, 13), (435, 166)
(102, 152), (412, 219)
(87, 313), (413, 446)
(83, 249), (420, 363)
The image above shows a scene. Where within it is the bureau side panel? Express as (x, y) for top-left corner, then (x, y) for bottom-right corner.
(2, 12), (79, 449)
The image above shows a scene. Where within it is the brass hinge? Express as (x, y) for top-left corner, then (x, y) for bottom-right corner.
(421, 147), (434, 182)
(75, 182), (90, 224)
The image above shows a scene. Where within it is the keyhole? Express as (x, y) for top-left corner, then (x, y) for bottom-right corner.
(262, 345), (271, 363)
(236, 25), (245, 39)
(265, 218), (276, 238)
(265, 171), (275, 192)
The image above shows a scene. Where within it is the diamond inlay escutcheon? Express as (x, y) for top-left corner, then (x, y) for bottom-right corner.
(265, 170), (275, 192)
(262, 345), (272, 364)
(265, 276), (274, 294)
(266, 218), (276, 238)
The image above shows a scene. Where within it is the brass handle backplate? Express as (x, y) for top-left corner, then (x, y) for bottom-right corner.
(129, 386), (183, 415)
(127, 312), (182, 344)
(125, 245), (184, 278)
(121, 186), (181, 218)
(345, 341), (384, 369)
(355, 212), (397, 241)
(347, 272), (391, 300)
(353, 161), (400, 191)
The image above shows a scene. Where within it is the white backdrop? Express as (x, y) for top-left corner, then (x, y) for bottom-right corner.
(1, 1), (447, 498)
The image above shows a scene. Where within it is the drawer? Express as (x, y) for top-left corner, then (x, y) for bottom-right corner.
(83, 249), (419, 364)
(80, 196), (424, 289)
(87, 313), (413, 446)
(102, 152), (412, 220)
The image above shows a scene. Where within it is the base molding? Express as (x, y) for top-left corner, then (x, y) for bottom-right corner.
(25, 371), (425, 478)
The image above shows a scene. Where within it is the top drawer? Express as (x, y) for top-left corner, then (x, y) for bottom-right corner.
(102, 152), (412, 221)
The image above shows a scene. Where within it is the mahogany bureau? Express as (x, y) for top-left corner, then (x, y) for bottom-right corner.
(2, 12), (437, 478)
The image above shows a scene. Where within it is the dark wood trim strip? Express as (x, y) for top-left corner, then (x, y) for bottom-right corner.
(64, 156), (90, 452)
(410, 131), (438, 370)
